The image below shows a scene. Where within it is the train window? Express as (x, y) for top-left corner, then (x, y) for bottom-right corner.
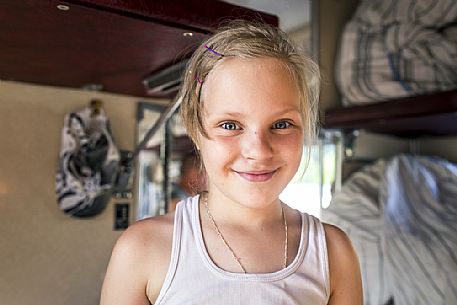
(280, 131), (342, 217)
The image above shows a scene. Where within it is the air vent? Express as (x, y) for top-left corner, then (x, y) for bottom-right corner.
(143, 59), (189, 95)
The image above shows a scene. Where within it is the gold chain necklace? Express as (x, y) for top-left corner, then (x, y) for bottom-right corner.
(202, 194), (288, 274)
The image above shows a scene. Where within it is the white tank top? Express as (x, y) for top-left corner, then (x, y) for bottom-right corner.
(154, 195), (330, 305)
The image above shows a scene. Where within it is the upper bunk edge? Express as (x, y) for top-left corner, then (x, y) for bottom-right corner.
(323, 90), (457, 137)
(64, 0), (279, 31)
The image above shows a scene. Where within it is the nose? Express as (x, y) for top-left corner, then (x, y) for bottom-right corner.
(240, 129), (274, 161)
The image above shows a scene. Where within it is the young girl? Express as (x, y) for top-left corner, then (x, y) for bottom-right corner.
(100, 21), (363, 305)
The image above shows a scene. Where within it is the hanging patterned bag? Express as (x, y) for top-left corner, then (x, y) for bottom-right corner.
(55, 100), (120, 217)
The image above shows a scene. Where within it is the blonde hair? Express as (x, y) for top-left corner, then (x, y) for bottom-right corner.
(179, 20), (320, 147)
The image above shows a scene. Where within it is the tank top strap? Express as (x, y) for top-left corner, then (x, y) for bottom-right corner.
(299, 212), (331, 300)
(154, 196), (190, 304)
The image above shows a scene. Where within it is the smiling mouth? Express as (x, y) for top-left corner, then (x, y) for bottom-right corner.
(234, 170), (277, 182)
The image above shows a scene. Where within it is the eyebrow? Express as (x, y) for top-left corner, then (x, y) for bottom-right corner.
(206, 108), (300, 117)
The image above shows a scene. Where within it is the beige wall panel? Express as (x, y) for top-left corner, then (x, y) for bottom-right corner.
(0, 81), (166, 305)
(351, 132), (457, 162)
(352, 133), (410, 160)
(289, 25), (311, 54)
(318, 0), (359, 111)
(419, 136), (457, 163)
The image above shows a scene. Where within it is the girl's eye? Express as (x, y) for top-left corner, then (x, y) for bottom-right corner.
(220, 122), (239, 130)
(273, 121), (292, 129)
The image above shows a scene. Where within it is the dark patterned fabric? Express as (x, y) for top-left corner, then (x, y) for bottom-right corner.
(55, 107), (120, 217)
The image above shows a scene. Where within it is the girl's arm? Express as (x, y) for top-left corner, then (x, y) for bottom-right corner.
(100, 225), (152, 305)
(324, 224), (363, 305)
(100, 217), (173, 305)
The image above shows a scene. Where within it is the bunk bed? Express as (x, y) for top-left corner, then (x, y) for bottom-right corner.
(322, 95), (457, 305)
(317, 2), (457, 305)
(322, 73), (457, 305)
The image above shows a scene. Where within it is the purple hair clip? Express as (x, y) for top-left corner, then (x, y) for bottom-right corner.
(195, 76), (203, 85)
(204, 44), (224, 57)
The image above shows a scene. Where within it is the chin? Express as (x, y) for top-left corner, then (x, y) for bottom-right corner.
(231, 187), (283, 208)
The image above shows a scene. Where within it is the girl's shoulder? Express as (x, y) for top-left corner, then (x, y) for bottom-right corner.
(127, 213), (176, 297)
(126, 212), (176, 243)
(322, 223), (363, 304)
(322, 223), (350, 246)
(116, 212), (175, 260)
(100, 213), (175, 305)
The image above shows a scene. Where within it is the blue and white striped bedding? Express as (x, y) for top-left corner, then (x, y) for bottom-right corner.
(335, 0), (457, 106)
(322, 155), (457, 305)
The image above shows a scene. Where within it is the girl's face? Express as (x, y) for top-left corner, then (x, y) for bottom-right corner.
(198, 57), (304, 208)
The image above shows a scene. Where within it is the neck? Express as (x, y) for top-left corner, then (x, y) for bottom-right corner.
(203, 186), (283, 228)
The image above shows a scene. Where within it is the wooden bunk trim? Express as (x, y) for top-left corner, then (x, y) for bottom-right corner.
(0, 0), (277, 98)
(323, 90), (457, 137)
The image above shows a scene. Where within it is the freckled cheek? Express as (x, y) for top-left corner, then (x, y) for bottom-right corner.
(275, 133), (303, 150)
(200, 137), (239, 173)
(275, 134), (304, 165)
(209, 137), (238, 156)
